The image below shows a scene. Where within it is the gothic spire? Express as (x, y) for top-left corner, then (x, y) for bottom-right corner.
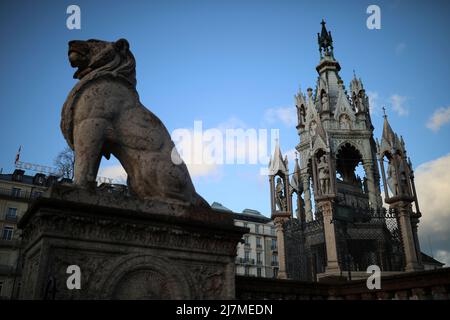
(268, 139), (289, 175)
(379, 112), (403, 156)
(318, 19), (334, 58)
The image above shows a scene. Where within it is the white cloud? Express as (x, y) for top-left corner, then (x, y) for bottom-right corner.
(426, 106), (450, 132)
(285, 148), (298, 163)
(435, 250), (450, 267)
(415, 153), (450, 266)
(389, 94), (409, 116)
(216, 116), (248, 131)
(395, 42), (406, 56)
(98, 164), (127, 184)
(171, 127), (221, 179)
(186, 162), (221, 179)
(264, 106), (297, 127)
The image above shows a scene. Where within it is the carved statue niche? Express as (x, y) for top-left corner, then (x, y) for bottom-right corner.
(388, 154), (410, 197)
(62, 39), (209, 208)
(296, 104), (306, 127)
(275, 177), (288, 211)
(339, 114), (351, 130)
(317, 155), (330, 195)
(352, 92), (358, 111)
(357, 90), (366, 112)
(320, 90), (330, 112)
(386, 157), (399, 196)
(309, 121), (317, 137)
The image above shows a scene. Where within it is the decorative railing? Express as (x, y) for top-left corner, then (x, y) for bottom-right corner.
(236, 268), (450, 300)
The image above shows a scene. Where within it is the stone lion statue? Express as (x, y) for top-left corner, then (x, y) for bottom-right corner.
(61, 38), (208, 208)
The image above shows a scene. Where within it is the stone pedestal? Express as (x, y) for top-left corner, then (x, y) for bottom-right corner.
(18, 185), (245, 300)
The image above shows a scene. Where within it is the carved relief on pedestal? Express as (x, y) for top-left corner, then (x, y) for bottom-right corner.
(100, 254), (191, 300)
(188, 265), (227, 299)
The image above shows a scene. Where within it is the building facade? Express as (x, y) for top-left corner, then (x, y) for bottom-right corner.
(211, 202), (279, 278)
(0, 169), (54, 299)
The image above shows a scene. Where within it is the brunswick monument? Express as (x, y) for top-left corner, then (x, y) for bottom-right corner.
(18, 39), (246, 299)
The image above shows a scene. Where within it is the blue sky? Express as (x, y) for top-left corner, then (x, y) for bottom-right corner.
(0, 0), (449, 237)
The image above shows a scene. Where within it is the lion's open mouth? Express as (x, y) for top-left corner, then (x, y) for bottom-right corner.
(68, 50), (91, 79)
(68, 40), (92, 79)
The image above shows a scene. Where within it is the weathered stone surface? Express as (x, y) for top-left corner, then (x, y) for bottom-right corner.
(18, 185), (245, 300)
(62, 39), (207, 208)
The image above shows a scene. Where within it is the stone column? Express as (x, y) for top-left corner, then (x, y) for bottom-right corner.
(411, 216), (423, 267)
(396, 202), (421, 272)
(274, 216), (289, 279)
(302, 173), (313, 222)
(319, 200), (340, 273)
(363, 161), (379, 209)
(269, 175), (275, 213)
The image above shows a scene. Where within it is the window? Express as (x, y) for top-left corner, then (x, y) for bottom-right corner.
(6, 207), (17, 220)
(244, 236), (250, 246)
(32, 191), (43, 199)
(272, 254), (278, 266)
(11, 188), (21, 197)
(256, 252), (262, 264)
(271, 226), (276, 236)
(271, 238), (277, 250)
(255, 224), (260, 234)
(243, 222), (248, 229)
(273, 268), (279, 278)
(0, 281), (3, 295)
(256, 237), (262, 248)
(2, 226), (14, 240)
(257, 268), (262, 277)
(244, 266), (250, 276)
(244, 251), (250, 261)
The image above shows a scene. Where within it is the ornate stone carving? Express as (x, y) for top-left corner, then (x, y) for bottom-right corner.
(275, 177), (288, 211)
(189, 265), (226, 299)
(317, 155), (330, 195)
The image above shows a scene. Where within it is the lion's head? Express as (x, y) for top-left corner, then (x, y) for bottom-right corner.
(68, 38), (136, 86)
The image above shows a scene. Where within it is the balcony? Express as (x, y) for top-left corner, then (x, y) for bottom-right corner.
(4, 215), (18, 222)
(237, 257), (255, 265)
(271, 261), (279, 266)
(271, 245), (277, 251)
(0, 187), (43, 201)
(256, 260), (263, 265)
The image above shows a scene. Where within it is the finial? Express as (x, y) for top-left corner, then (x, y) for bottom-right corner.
(353, 69), (356, 79)
(382, 106), (387, 118)
(318, 19), (333, 57)
(295, 151), (298, 160)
